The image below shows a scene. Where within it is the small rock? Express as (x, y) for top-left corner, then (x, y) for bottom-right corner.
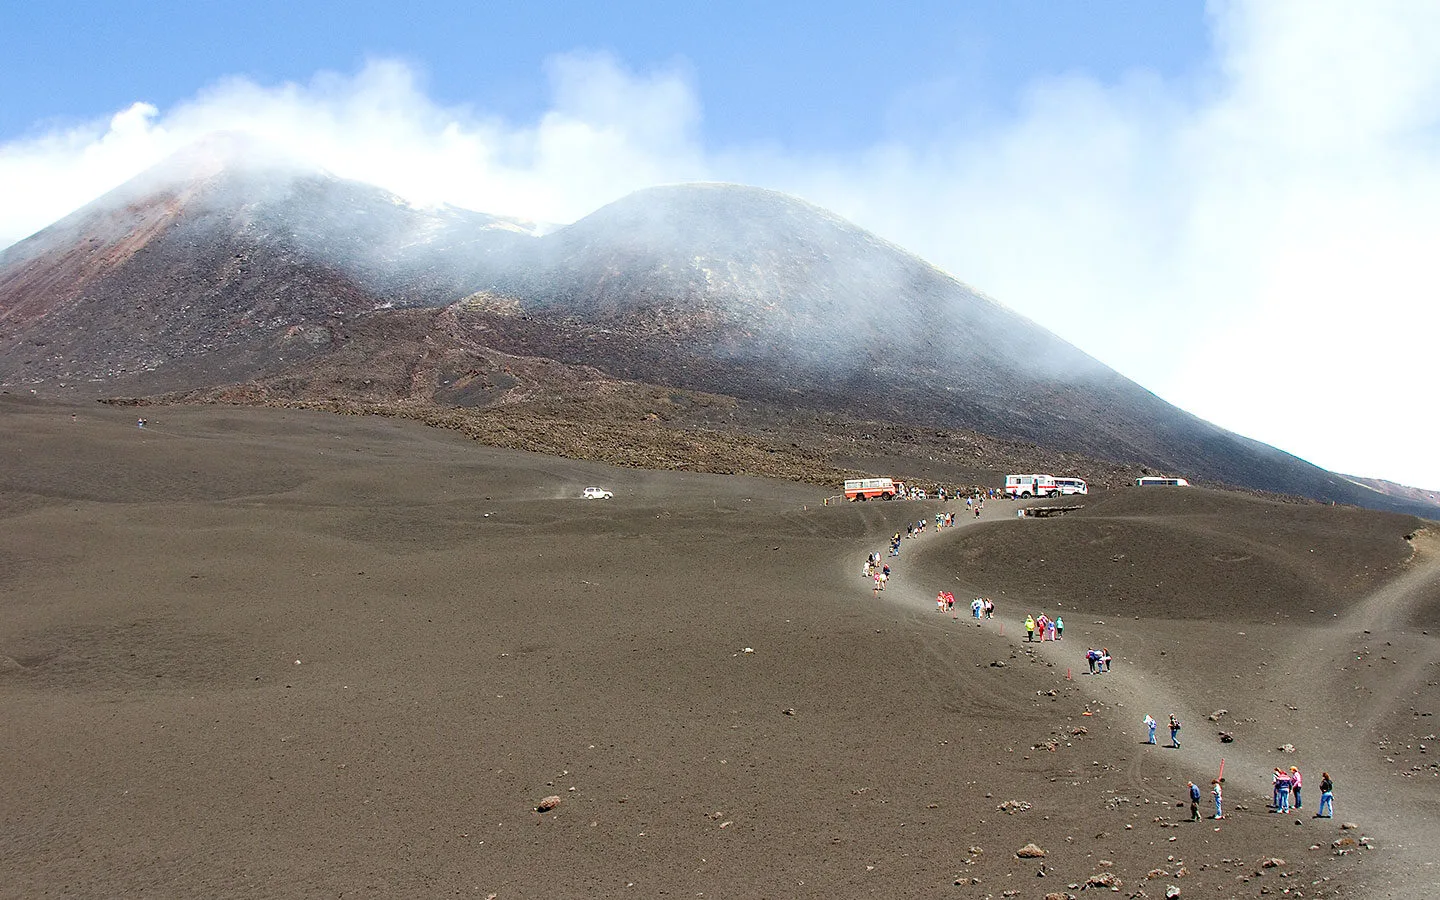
(1016, 842), (1047, 858)
(1166, 886), (1182, 899)
(1277, 743), (1297, 753)
(1260, 857), (1285, 868)
(536, 795), (562, 812)
(990, 660), (1008, 668)
(1341, 821), (1359, 830)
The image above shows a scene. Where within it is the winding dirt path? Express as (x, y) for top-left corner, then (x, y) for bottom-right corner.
(849, 509), (1440, 899)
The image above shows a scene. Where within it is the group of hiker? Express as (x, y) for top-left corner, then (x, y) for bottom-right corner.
(1166, 723), (1337, 821)
(1270, 765), (1334, 816)
(1023, 613), (1063, 642)
(935, 593), (995, 618)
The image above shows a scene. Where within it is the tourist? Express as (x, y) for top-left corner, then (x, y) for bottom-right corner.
(945, 592), (955, 613)
(937, 592), (947, 612)
(1212, 780), (1224, 819)
(1025, 615), (1036, 642)
(1055, 616), (1064, 640)
(1101, 647), (1112, 672)
(1143, 714), (1157, 744)
(1169, 714), (1181, 748)
(1271, 768), (1291, 813)
(1316, 772), (1334, 818)
(1290, 766), (1302, 809)
(984, 598), (994, 619)
(1188, 781), (1201, 821)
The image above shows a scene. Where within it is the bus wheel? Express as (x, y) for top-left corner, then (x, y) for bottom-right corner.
(1021, 491), (1032, 499)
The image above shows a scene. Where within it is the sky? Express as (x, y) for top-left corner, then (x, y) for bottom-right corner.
(2, 1), (1438, 489)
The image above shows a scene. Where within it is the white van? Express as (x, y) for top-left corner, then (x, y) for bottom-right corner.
(1054, 477), (1088, 496)
(1135, 476), (1189, 487)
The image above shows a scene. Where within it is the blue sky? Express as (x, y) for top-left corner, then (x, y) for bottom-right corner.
(0, 2), (1211, 149)
(3, 2), (1439, 490)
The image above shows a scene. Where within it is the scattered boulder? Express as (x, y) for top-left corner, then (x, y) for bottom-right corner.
(1166, 886), (1182, 899)
(1084, 872), (1121, 888)
(997, 800), (1032, 814)
(1016, 842), (1048, 858)
(1259, 857), (1285, 868)
(1207, 709), (1228, 722)
(1277, 743), (1297, 753)
(536, 795), (562, 812)
(1341, 821), (1359, 830)
(990, 660), (1008, 668)
(1219, 732), (1235, 743)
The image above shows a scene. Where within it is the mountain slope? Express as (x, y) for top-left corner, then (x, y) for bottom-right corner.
(0, 149), (1433, 516)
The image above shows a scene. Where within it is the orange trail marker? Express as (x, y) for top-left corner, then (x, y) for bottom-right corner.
(1066, 668), (1072, 680)
(1217, 759), (1226, 782)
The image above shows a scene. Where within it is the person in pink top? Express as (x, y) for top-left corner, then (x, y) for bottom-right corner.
(1289, 766), (1302, 809)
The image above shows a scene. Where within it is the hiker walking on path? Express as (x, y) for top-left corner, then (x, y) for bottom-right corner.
(1055, 616), (1063, 639)
(1143, 714), (1157, 744)
(1024, 615), (1036, 642)
(1289, 766), (1302, 809)
(1188, 782), (1201, 821)
(1212, 780), (1224, 819)
(1168, 714), (1181, 748)
(1316, 773), (1334, 818)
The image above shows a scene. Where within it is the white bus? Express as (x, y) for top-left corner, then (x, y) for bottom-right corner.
(1136, 476), (1189, 487)
(1005, 474), (1059, 498)
(844, 477), (905, 500)
(1054, 477), (1088, 496)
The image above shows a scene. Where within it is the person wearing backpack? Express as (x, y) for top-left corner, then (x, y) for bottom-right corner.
(1169, 714), (1181, 748)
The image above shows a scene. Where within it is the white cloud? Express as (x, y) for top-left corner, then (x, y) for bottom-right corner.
(1, 1), (1437, 487)
(0, 53), (708, 243)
